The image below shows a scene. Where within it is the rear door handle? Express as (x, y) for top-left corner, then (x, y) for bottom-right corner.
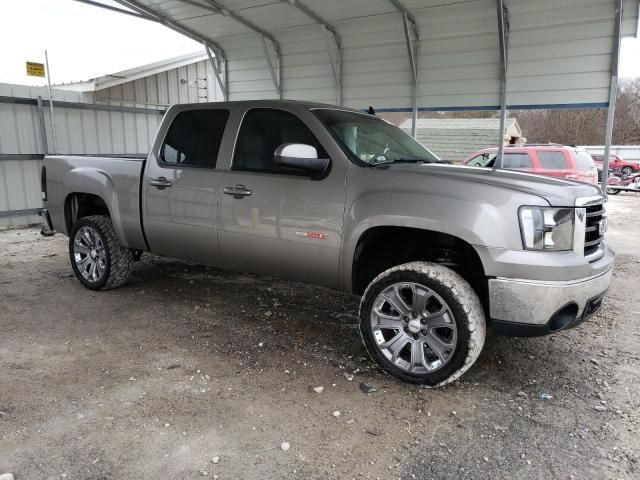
(223, 184), (252, 199)
(148, 177), (172, 189)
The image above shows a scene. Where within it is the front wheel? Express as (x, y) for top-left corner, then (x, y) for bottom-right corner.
(359, 262), (486, 387)
(69, 215), (134, 290)
(606, 187), (620, 195)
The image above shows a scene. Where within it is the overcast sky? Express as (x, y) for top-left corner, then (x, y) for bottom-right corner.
(1, 0), (639, 87)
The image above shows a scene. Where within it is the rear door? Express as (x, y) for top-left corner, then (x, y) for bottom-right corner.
(142, 107), (231, 264)
(534, 150), (571, 180)
(502, 151), (534, 173)
(217, 106), (346, 289)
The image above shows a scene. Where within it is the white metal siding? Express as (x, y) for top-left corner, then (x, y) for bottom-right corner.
(125, 0), (640, 110)
(95, 59), (213, 104)
(0, 83), (165, 227)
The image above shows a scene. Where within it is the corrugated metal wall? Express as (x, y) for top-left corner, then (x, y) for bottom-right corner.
(95, 59), (214, 104)
(0, 83), (165, 228)
(139, 0), (640, 110)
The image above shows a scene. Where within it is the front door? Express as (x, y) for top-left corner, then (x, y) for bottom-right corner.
(142, 107), (231, 264)
(218, 107), (345, 289)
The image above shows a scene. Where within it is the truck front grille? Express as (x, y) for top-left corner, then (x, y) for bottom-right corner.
(584, 203), (605, 260)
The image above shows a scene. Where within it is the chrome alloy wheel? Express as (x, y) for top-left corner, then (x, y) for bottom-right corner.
(370, 282), (457, 374)
(73, 226), (107, 283)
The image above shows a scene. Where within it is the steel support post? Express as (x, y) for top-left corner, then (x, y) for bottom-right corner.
(495, 0), (509, 169)
(283, 1), (343, 105)
(204, 42), (227, 100)
(601, 0), (623, 195)
(36, 96), (49, 155)
(401, 12), (419, 137)
(199, 0), (282, 98)
(114, 0), (227, 63)
(390, 0), (420, 137)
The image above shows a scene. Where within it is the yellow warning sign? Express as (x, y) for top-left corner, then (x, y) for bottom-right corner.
(26, 61), (46, 77)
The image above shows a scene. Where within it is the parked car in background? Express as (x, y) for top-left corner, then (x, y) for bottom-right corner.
(463, 145), (598, 185)
(591, 153), (640, 176)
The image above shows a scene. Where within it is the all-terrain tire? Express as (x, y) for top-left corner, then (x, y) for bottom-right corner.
(359, 262), (486, 387)
(69, 215), (134, 290)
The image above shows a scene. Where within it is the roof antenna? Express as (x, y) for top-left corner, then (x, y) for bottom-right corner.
(368, 106), (376, 116)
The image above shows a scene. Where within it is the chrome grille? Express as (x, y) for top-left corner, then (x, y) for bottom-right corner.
(584, 203), (605, 259)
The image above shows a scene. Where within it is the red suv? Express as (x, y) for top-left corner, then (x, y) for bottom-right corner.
(591, 153), (640, 176)
(462, 145), (598, 185)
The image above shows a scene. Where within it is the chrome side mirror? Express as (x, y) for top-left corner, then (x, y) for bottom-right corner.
(274, 143), (330, 173)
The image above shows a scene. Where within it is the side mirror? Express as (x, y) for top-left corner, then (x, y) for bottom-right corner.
(274, 143), (330, 173)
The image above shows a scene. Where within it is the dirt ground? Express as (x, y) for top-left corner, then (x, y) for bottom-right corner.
(1, 194), (638, 480)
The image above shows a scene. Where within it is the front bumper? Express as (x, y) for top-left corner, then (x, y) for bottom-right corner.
(488, 265), (613, 336)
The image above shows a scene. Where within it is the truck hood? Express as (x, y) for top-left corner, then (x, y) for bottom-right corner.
(388, 163), (602, 206)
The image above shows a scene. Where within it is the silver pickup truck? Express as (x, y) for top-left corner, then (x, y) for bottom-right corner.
(41, 100), (614, 386)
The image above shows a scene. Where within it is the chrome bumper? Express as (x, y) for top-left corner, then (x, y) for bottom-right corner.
(489, 266), (613, 327)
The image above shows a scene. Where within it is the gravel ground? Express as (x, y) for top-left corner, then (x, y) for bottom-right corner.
(0, 195), (638, 480)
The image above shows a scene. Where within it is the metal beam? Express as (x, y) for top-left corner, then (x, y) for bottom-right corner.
(601, 0), (624, 194)
(203, 42), (227, 100)
(389, 0), (420, 137)
(495, 0), (509, 170)
(198, 0), (282, 96)
(261, 36), (282, 98)
(0, 95), (166, 115)
(113, 0), (227, 62)
(36, 96), (49, 155)
(72, 0), (154, 21)
(283, 0), (343, 105)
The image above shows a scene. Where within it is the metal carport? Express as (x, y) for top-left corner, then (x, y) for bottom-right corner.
(83, 0), (639, 189)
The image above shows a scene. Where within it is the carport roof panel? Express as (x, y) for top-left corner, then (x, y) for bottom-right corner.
(119, 0), (640, 110)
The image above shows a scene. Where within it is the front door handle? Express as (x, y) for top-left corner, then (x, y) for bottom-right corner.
(223, 184), (252, 199)
(148, 177), (172, 189)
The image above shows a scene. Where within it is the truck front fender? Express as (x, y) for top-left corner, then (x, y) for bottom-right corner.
(340, 188), (538, 291)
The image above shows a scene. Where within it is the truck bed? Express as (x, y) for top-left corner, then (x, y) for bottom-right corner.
(43, 155), (148, 250)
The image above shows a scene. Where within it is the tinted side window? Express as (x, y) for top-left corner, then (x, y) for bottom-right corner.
(468, 152), (496, 167)
(502, 152), (532, 169)
(233, 109), (327, 175)
(161, 109), (230, 168)
(537, 151), (567, 169)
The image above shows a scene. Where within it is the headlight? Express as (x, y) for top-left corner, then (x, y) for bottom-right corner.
(518, 207), (574, 251)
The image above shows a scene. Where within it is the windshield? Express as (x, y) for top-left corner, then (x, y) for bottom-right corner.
(313, 109), (440, 166)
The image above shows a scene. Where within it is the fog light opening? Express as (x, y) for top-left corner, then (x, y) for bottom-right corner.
(549, 303), (579, 332)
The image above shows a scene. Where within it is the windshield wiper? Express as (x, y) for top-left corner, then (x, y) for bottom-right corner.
(369, 157), (433, 168)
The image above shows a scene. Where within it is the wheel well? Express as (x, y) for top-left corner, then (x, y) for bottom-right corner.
(65, 193), (110, 232)
(352, 227), (487, 309)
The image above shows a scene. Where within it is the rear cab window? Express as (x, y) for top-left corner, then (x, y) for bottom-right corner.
(160, 109), (230, 169)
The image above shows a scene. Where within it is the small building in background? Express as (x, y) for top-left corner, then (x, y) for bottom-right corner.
(56, 51), (222, 104)
(400, 118), (524, 163)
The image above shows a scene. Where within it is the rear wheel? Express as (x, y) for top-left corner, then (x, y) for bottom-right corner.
(606, 187), (620, 195)
(359, 262), (486, 386)
(69, 215), (134, 290)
